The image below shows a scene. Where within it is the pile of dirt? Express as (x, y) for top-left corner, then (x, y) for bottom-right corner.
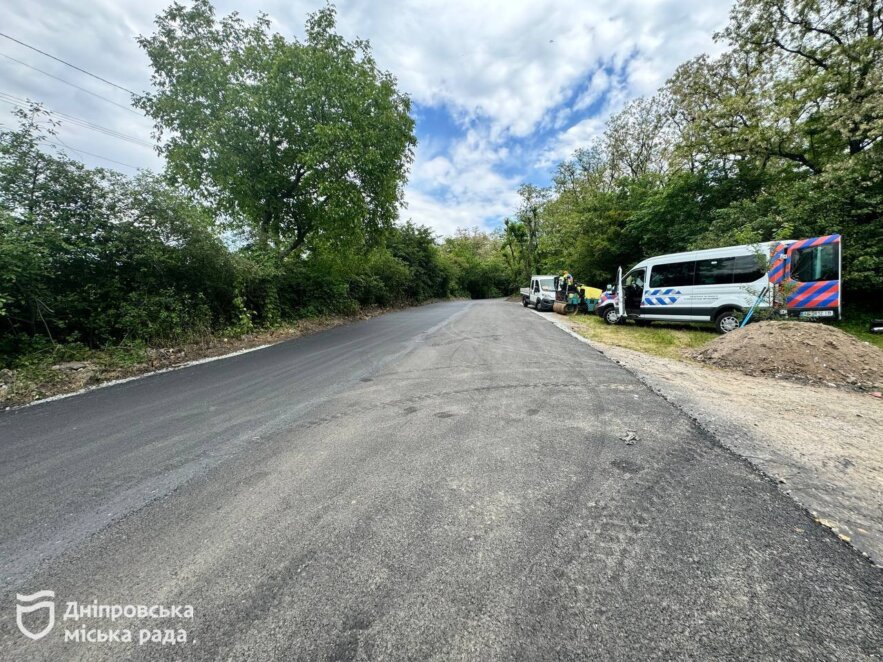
(691, 321), (883, 390)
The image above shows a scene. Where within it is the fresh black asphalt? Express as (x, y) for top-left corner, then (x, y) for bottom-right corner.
(1, 299), (881, 660)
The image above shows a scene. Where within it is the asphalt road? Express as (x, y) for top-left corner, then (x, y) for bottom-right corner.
(1, 300), (881, 660)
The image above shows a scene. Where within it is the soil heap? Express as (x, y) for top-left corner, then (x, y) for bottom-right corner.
(692, 321), (883, 390)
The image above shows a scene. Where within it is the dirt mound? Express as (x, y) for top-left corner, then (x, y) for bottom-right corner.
(505, 292), (523, 302)
(692, 321), (883, 390)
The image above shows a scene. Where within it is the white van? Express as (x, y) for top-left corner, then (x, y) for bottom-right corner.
(596, 236), (842, 333)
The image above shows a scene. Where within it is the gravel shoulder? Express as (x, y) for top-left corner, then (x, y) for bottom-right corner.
(540, 311), (883, 565)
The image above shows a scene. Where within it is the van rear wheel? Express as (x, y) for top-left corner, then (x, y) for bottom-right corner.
(715, 310), (741, 334)
(522, 296), (529, 307)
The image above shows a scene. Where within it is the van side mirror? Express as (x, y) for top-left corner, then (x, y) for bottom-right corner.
(605, 284), (613, 292)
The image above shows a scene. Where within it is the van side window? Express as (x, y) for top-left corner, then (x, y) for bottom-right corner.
(790, 243), (839, 282)
(695, 257), (735, 285)
(649, 261), (694, 288)
(624, 270), (645, 288)
(732, 255), (765, 283)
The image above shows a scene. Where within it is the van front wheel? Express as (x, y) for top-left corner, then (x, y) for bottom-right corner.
(715, 310), (741, 334)
(603, 307), (621, 325)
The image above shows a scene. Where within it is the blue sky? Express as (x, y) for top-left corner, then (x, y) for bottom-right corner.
(1, 0), (731, 236)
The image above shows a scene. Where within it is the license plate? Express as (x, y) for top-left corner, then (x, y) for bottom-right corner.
(799, 310), (834, 318)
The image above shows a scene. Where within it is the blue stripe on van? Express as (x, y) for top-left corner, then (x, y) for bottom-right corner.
(643, 289), (682, 306)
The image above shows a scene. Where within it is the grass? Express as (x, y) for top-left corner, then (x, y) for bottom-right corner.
(0, 341), (151, 406)
(831, 312), (883, 350)
(565, 309), (882, 360)
(566, 314), (717, 360)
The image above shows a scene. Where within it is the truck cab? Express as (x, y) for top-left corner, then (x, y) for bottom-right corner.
(520, 275), (558, 311)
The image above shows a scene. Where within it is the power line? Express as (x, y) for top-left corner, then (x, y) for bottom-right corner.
(0, 52), (143, 116)
(0, 92), (152, 146)
(0, 32), (137, 96)
(48, 136), (144, 170)
(0, 92), (154, 148)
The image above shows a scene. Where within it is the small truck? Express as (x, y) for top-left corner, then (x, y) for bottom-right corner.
(520, 275), (558, 311)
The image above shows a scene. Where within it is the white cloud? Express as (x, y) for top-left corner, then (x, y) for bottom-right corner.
(0, 0), (732, 235)
(402, 186), (517, 238)
(403, 128), (520, 234)
(536, 115), (608, 168)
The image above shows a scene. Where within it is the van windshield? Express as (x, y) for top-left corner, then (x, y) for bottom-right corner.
(791, 244), (839, 282)
(539, 279), (556, 291)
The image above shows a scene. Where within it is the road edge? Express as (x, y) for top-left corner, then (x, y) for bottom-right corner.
(3, 300), (467, 413)
(528, 307), (879, 568)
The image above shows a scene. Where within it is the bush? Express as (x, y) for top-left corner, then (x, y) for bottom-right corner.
(117, 289), (213, 345)
(0, 121), (458, 364)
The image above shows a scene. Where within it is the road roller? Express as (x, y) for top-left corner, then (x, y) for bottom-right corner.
(552, 275), (602, 315)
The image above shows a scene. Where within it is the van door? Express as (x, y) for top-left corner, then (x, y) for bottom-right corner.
(644, 260), (695, 319)
(693, 256), (737, 320)
(622, 268), (646, 317)
(785, 234), (842, 319)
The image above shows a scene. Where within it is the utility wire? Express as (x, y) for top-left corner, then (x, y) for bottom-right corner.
(0, 32), (137, 95)
(0, 92), (153, 148)
(0, 52), (143, 116)
(0, 92), (151, 145)
(49, 136), (143, 170)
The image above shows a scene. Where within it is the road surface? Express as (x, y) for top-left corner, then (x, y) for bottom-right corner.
(1, 300), (881, 660)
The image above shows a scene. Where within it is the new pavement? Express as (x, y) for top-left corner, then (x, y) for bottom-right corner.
(1, 300), (880, 660)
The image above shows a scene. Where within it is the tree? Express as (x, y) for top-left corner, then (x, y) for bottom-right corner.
(515, 184), (550, 276)
(136, 1), (416, 259)
(668, 1), (883, 176)
(500, 218), (527, 288)
(440, 229), (509, 299)
(723, 0), (883, 159)
(604, 96), (674, 180)
(386, 222), (452, 301)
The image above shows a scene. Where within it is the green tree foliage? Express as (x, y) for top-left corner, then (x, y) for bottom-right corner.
(0, 117), (236, 351)
(439, 229), (509, 299)
(135, 1), (416, 259)
(514, 0), (881, 305)
(0, 116), (451, 365)
(500, 218), (528, 289)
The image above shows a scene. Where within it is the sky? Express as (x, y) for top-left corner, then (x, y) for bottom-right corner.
(0, 0), (732, 237)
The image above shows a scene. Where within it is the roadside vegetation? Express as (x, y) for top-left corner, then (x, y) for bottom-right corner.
(566, 316), (717, 361)
(0, 3), (508, 401)
(565, 313), (882, 360)
(494, 0), (881, 325)
(2, 0), (880, 402)
(833, 312), (883, 349)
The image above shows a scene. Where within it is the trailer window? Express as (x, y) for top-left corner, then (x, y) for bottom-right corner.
(649, 261), (695, 288)
(790, 244), (839, 282)
(695, 257), (735, 285)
